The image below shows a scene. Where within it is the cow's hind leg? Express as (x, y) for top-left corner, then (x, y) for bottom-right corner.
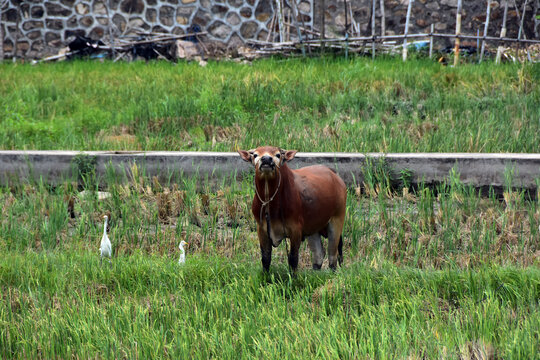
(307, 233), (325, 270)
(338, 235), (343, 266)
(327, 217), (345, 270)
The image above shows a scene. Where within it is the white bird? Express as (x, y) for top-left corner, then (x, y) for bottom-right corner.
(178, 240), (188, 264)
(100, 215), (112, 265)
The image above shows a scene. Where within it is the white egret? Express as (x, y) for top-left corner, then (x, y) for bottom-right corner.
(178, 240), (188, 264)
(100, 215), (112, 265)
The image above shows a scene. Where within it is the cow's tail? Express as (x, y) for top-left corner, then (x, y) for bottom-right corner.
(338, 235), (343, 266)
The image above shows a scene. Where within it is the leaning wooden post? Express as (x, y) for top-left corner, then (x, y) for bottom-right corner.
(379, 0), (386, 36)
(495, 0), (509, 64)
(429, 23), (434, 58)
(290, 0), (306, 57)
(371, 0), (376, 60)
(479, 0), (492, 63)
(453, 0), (463, 66)
(402, 0), (414, 61)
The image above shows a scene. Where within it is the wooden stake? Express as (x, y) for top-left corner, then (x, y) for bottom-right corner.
(275, 0), (285, 42)
(266, 13), (276, 42)
(512, 0), (532, 62)
(379, 0), (386, 36)
(429, 23), (434, 58)
(495, 0), (509, 64)
(454, 0), (463, 66)
(477, 29), (480, 55)
(372, 0), (376, 60)
(0, 0), (8, 62)
(282, 8), (291, 41)
(321, 0), (326, 53)
(517, 0), (529, 59)
(105, 0), (116, 57)
(402, 0), (414, 61)
(479, 0), (492, 62)
(297, 2), (310, 39)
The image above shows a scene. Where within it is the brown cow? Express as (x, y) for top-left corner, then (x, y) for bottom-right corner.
(238, 146), (347, 271)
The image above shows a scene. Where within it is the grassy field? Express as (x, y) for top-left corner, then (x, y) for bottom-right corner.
(1, 58), (539, 358)
(0, 169), (538, 358)
(0, 58), (539, 152)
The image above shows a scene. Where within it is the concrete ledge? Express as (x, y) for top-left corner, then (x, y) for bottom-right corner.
(0, 151), (539, 190)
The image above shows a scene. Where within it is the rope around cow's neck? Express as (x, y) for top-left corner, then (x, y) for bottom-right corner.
(254, 169), (281, 240)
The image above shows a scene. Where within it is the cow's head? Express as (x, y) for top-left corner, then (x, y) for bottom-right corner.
(238, 146), (298, 178)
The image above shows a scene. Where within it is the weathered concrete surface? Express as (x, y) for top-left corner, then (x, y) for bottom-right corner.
(0, 151), (539, 190)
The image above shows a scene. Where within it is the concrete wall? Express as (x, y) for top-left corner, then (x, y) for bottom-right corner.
(1, 151), (539, 193)
(1, 0), (538, 59)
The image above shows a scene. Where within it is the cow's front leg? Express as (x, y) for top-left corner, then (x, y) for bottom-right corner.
(287, 230), (302, 272)
(258, 225), (272, 271)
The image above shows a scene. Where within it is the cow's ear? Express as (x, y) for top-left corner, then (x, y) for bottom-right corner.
(283, 150), (298, 162)
(238, 150), (252, 162)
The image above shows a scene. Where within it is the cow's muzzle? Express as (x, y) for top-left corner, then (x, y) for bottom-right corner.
(259, 155), (275, 172)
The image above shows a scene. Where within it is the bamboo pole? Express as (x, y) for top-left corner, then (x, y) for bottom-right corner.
(429, 24), (434, 58)
(379, 0), (386, 36)
(454, 0), (463, 66)
(479, 0), (492, 62)
(495, 0), (509, 64)
(372, 0), (376, 59)
(248, 32), (540, 47)
(402, 0), (414, 61)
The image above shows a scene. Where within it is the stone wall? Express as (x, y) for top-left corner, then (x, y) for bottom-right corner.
(316, 0), (538, 47)
(0, 0), (538, 59)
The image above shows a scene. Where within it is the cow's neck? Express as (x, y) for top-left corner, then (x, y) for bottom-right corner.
(255, 164), (291, 206)
(255, 165), (291, 244)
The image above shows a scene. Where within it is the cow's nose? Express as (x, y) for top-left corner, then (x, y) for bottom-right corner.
(261, 155), (273, 165)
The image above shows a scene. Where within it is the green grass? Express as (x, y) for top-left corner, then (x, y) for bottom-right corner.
(0, 58), (539, 152)
(1, 252), (538, 359)
(1, 57), (539, 357)
(0, 170), (538, 358)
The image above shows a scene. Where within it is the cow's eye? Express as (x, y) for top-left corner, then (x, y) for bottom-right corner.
(276, 153), (281, 158)
(253, 154), (258, 158)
